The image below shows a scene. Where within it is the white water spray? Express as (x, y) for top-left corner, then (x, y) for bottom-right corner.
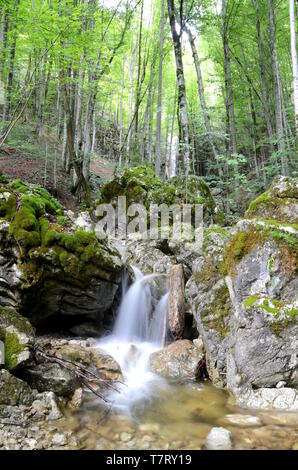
(97, 266), (169, 412)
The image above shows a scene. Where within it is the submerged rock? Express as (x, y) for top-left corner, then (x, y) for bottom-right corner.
(149, 340), (204, 380)
(205, 427), (232, 450)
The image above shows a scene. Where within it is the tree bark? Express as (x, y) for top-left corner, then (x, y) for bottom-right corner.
(267, 0), (288, 174)
(155, 0), (165, 177)
(167, 0), (190, 174)
(252, 0), (275, 155)
(289, 0), (298, 134)
(222, 0), (237, 156)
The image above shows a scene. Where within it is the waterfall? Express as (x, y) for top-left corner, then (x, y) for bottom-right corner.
(149, 293), (169, 346)
(113, 267), (152, 341)
(96, 267), (169, 412)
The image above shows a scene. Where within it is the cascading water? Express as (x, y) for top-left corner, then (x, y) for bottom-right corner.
(96, 267), (169, 413)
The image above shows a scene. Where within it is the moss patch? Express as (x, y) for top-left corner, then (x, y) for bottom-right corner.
(223, 223), (297, 276)
(97, 166), (220, 224)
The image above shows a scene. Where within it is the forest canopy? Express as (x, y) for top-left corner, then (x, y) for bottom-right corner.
(0, 0), (297, 213)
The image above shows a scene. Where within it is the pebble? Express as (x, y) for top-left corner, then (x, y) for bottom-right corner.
(206, 427), (232, 450)
(52, 433), (67, 446)
(120, 432), (133, 443)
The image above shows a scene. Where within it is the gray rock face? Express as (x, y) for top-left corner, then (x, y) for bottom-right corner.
(19, 363), (77, 397)
(205, 427), (232, 450)
(0, 369), (36, 406)
(186, 185), (298, 409)
(149, 340), (204, 380)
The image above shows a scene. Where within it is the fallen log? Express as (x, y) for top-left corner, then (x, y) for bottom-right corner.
(168, 264), (185, 339)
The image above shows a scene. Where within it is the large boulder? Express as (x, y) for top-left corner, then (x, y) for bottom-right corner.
(19, 363), (77, 397)
(149, 339), (204, 380)
(245, 176), (298, 224)
(0, 179), (123, 328)
(96, 166), (223, 225)
(186, 177), (298, 409)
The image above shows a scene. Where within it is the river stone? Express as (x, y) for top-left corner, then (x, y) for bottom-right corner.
(35, 339), (123, 383)
(234, 387), (298, 411)
(224, 414), (262, 428)
(0, 369), (36, 406)
(206, 427), (232, 450)
(19, 363), (77, 397)
(149, 340), (204, 380)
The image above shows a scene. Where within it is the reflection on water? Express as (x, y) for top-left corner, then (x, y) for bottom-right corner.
(55, 379), (298, 450)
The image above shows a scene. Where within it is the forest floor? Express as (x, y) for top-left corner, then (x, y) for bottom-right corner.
(0, 123), (115, 212)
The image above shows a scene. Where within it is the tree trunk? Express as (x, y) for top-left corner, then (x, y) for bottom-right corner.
(134, 0), (144, 135)
(267, 0), (288, 174)
(186, 26), (223, 176)
(167, 0), (190, 174)
(3, 1), (19, 122)
(155, 0), (165, 177)
(289, 0), (298, 134)
(222, 0), (237, 156)
(168, 264), (185, 340)
(252, 0), (275, 155)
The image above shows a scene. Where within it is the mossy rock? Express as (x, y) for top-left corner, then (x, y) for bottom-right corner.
(0, 170), (9, 184)
(0, 305), (35, 370)
(245, 176), (298, 224)
(222, 222), (297, 276)
(97, 166), (221, 225)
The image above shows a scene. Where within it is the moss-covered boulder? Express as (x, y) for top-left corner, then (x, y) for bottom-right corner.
(96, 166), (223, 225)
(0, 306), (35, 370)
(0, 177), (123, 329)
(245, 176), (298, 224)
(186, 179), (298, 408)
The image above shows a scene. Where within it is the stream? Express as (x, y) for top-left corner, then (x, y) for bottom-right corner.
(54, 268), (298, 450)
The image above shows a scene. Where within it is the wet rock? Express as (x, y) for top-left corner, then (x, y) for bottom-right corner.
(206, 427), (232, 450)
(120, 432), (134, 443)
(0, 369), (36, 406)
(34, 338), (123, 383)
(149, 340), (204, 380)
(69, 387), (84, 409)
(19, 363), (77, 397)
(52, 432), (67, 446)
(234, 387), (298, 411)
(224, 414), (262, 428)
